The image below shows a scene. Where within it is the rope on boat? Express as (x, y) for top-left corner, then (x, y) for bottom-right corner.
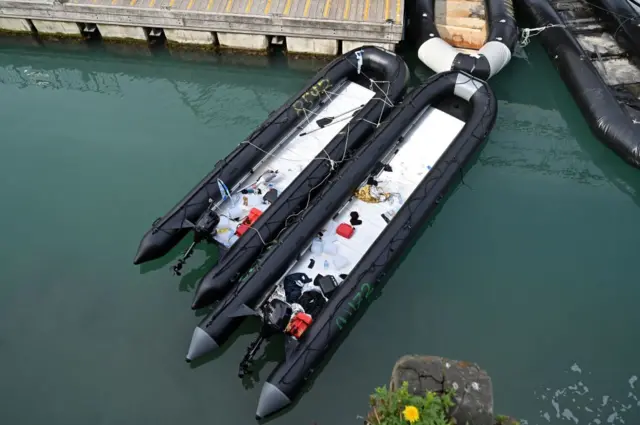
(519, 24), (566, 47)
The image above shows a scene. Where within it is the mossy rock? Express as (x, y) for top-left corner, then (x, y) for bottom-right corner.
(390, 355), (494, 425)
(495, 414), (520, 425)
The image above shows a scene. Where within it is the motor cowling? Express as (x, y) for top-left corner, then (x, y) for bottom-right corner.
(193, 207), (220, 243)
(262, 299), (293, 335)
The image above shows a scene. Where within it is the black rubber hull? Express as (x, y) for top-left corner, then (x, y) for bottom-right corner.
(513, 0), (640, 168)
(251, 71), (497, 419)
(190, 47), (410, 308)
(133, 46), (408, 265)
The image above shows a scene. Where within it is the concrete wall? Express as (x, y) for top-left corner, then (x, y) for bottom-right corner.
(31, 19), (81, 36)
(342, 40), (396, 52)
(0, 17), (32, 33)
(97, 24), (147, 41)
(164, 29), (215, 46)
(217, 32), (268, 51)
(286, 37), (339, 56)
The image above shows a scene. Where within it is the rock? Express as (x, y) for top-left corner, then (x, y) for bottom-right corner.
(495, 415), (521, 425)
(390, 355), (494, 425)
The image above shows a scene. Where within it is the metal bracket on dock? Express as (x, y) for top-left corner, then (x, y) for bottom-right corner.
(148, 28), (163, 38)
(81, 23), (97, 33)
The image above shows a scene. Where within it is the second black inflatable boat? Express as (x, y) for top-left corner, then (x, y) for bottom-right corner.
(185, 70), (498, 418)
(132, 47), (409, 278)
(409, 0), (518, 79)
(514, 0), (640, 168)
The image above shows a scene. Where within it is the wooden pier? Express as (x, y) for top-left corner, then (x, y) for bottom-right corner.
(0, 0), (403, 55)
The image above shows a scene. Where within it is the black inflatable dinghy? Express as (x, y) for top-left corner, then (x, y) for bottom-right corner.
(514, 0), (640, 167)
(184, 70), (497, 419)
(132, 47), (409, 277)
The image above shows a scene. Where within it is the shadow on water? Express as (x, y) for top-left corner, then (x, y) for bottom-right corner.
(177, 249), (221, 294)
(136, 235), (219, 299)
(239, 335), (285, 390)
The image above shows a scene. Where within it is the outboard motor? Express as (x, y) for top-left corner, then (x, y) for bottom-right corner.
(172, 199), (221, 276)
(238, 299), (293, 378)
(193, 207), (221, 244)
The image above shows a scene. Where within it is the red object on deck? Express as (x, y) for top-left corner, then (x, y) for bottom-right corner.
(248, 208), (262, 223)
(336, 223), (354, 239)
(285, 312), (313, 339)
(235, 208), (263, 237)
(235, 223), (250, 236)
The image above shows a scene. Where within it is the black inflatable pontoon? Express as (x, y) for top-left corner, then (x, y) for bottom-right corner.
(409, 0), (518, 79)
(188, 48), (409, 308)
(185, 70), (497, 418)
(132, 47), (409, 276)
(514, 0), (640, 167)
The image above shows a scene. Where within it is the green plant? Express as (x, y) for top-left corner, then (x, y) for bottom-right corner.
(366, 381), (456, 425)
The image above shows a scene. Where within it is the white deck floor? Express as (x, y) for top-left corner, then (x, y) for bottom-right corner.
(209, 81), (376, 248)
(268, 107), (467, 318)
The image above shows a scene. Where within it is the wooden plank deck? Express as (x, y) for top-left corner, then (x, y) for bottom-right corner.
(65, 0), (403, 23)
(0, 0), (404, 47)
(434, 0), (487, 50)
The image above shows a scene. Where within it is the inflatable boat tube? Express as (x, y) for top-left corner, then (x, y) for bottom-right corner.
(133, 46), (408, 266)
(184, 71), (496, 407)
(589, 0), (640, 59)
(411, 0), (518, 79)
(253, 71), (496, 419)
(514, 0), (640, 167)
(189, 47), (409, 309)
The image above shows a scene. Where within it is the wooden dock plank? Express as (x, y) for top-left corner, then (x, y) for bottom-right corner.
(155, 0), (382, 21)
(194, 0), (210, 11)
(271, 0), (284, 14)
(329, 0), (341, 20)
(229, 0), (242, 14)
(262, 0), (273, 14)
(355, 0), (364, 21)
(311, 0), (323, 19)
(344, 0), (353, 19)
(213, 0), (226, 13)
(0, 0), (404, 45)
(433, 0), (486, 50)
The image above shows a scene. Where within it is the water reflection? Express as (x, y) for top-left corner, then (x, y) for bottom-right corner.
(0, 46), (310, 125)
(481, 101), (608, 186)
(530, 364), (639, 425)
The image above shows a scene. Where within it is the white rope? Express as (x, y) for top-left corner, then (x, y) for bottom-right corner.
(520, 24), (565, 47)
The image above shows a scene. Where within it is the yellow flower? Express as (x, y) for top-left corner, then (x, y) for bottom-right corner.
(403, 405), (420, 423)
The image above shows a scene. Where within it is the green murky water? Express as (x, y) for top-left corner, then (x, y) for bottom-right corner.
(0, 39), (639, 425)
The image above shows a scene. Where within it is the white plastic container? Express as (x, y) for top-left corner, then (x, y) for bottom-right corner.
(323, 242), (338, 256)
(311, 237), (324, 255)
(332, 255), (349, 270)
